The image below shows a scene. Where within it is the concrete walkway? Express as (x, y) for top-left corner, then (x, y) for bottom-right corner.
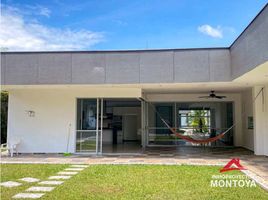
(1, 147), (268, 190)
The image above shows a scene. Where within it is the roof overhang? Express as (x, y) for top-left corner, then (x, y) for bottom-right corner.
(233, 61), (268, 85)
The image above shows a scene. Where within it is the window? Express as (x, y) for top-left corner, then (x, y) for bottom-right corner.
(178, 109), (211, 133)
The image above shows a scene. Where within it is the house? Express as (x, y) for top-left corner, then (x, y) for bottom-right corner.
(1, 4), (268, 156)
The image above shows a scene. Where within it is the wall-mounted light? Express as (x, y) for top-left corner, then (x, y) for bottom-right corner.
(25, 110), (35, 117)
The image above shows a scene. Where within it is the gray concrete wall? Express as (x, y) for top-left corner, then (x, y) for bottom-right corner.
(230, 5), (268, 79)
(174, 49), (231, 82)
(0, 49), (231, 85)
(1, 4), (267, 85)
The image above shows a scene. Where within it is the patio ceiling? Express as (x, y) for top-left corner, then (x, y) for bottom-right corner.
(2, 82), (252, 95)
(233, 61), (268, 85)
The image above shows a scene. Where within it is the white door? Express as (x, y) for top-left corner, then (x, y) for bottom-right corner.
(123, 115), (138, 141)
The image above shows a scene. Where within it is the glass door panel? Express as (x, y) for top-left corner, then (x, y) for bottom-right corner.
(149, 103), (175, 145)
(76, 98), (103, 153)
(76, 131), (96, 152)
(76, 99), (97, 153)
(77, 99), (97, 131)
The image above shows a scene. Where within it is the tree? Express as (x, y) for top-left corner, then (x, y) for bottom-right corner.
(188, 110), (209, 133)
(1, 91), (8, 144)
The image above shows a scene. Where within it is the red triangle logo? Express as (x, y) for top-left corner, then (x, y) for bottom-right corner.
(220, 158), (246, 173)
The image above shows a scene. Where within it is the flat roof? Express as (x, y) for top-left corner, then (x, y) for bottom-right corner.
(1, 47), (229, 54)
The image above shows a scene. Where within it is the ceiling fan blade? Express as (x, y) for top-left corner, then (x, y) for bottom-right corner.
(199, 91), (227, 99)
(215, 96), (226, 99)
(199, 96), (210, 98)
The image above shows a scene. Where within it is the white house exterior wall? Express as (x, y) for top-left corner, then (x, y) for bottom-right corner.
(7, 88), (142, 153)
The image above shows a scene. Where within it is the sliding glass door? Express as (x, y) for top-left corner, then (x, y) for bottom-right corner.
(146, 102), (233, 147)
(76, 99), (103, 154)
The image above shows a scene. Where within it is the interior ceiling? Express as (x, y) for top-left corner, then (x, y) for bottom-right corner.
(233, 61), (268, 84)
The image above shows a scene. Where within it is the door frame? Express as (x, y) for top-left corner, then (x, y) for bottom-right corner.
(75, 98), (103, 155)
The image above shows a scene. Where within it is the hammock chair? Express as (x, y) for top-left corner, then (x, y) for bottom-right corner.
(148, 102), (235, 144)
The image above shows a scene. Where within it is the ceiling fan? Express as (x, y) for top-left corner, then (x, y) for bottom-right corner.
(199, 91), (226, 99)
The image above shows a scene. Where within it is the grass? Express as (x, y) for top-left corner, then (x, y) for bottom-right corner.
(63, 153), (72, 156)
(1, 164), (268, 200)
(1, 164), (68, 199)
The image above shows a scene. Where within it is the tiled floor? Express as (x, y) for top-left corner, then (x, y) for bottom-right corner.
(1, 147), (268, 190)
(102, 142), (142, 154)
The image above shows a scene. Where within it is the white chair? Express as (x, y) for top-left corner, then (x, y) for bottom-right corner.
(0, 143), (7, 152)
(6, 139), (20, 157)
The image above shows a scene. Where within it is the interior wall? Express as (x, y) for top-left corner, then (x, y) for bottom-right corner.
(241, 89), (254, 151)
(123, 115), (138, 140)
(113, 107), (141, 141)
(113, 107), (141, 129)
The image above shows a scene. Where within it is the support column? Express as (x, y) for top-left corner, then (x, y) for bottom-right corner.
(253, 85), (268, 156)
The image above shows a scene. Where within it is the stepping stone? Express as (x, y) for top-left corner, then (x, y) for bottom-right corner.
(48, 175), (71, 180)
(19, 177), (40, 183)
(26, 186), (55, 192)
(38, 181), (64, 185)
(0, 181), (22, 188)
(12, 193), (44, 199)
(65, 168), (84, 171)
(70, 165), (88, 168)
(58, 171), (78, 175)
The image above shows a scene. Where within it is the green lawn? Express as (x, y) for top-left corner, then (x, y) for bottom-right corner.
(1, 164), (68, 199)
(1, 164), (268, 200)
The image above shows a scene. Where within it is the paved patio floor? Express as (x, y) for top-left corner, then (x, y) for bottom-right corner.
(1, 147), (268, 191)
